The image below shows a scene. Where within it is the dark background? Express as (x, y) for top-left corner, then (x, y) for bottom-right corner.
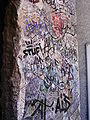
(0, 0), (9, 119)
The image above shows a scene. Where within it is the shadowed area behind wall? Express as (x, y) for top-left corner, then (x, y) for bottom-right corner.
(0, 0), (10, 119)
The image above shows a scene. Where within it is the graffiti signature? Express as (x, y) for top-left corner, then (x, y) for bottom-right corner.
(26, 18), (47, 36)
(51, 13), (63, 37)
(24, 93), (71, 120)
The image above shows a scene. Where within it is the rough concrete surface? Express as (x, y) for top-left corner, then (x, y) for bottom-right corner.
(76, 0), (90, 120)
(0, 0), (90, 120)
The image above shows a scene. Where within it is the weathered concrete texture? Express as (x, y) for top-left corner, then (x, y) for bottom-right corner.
(1, 0), (89, 120)
(1, 1), (20, 120)
(17, 0), (80, 120)
(76, 0), (89, 120)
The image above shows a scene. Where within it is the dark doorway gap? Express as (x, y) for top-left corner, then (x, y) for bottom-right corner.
(0, 0), (10, 120)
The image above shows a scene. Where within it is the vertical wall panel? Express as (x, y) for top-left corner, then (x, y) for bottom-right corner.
(17, 0), (81, 120)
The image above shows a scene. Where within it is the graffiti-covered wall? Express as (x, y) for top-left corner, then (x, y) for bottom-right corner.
(17, 0), (80, 120)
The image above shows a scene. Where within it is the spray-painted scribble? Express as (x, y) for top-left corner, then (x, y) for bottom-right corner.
(51, 13), (63, 37)
(23, 93), (70, 120)
(17, 0), (80, 120)
(26, 18), (47, 37)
